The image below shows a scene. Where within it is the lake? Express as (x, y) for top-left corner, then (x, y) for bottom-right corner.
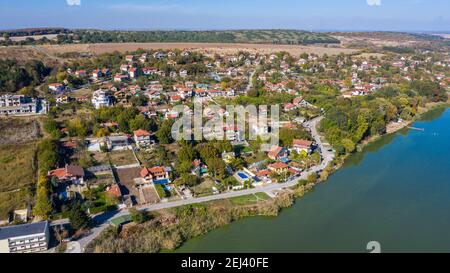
(177, 107), (450, 253)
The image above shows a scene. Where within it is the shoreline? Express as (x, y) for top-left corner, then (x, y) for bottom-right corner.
(86, 102), (449, 253)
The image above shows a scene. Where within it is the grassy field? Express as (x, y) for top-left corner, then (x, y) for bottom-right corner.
(229, 192), (271, 206)
(0, 143), (37, 219)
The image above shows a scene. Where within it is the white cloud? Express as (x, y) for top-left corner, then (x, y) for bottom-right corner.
(367, 0), (381, 6)
(66, 0), (81, 6)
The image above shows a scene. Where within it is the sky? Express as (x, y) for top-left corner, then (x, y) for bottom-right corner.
(0, 0), (449, 32)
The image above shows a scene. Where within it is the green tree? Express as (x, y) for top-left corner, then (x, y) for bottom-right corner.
(130, 208), (147, 224)
(155, 120), (174, 144)
(341, 138), (356, 154)
(69, 203), (90, 230)
(206, 158), (227, 180)
(307, 172), (319, 184)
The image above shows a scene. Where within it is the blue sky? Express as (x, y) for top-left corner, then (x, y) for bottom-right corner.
(0, 0), (449, 32)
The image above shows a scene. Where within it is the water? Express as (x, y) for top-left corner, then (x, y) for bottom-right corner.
(177, 107), (450, 253)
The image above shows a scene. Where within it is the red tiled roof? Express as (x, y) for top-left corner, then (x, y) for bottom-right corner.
(269, 162), (289, 170)
(256, 169), (272, 177)
(268, 146), (284, 159)
(107, 184), (122, 198)
(140, 168), (150, 178)
(134, 129), (151, 137)
(293, 139), (313, 148)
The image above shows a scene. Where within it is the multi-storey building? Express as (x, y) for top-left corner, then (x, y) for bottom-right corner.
(0, 221), (50, 253)
(91, 89), (113, 109)
(0, 95), (46, 116)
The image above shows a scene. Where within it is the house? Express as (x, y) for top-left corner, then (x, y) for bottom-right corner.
(170, 95), (182, 103)
(153, 52), (166, 60)
(92, 89), (113, 109)
(267, 146), (288, 161)
(92, 69), (102, 79)
(106, 135), (130, 151)
(134, 129), (152, 148)
(55, 94), (70, 104)
(75, 70), (87, 77)
(268, 162), (289, 174)
(48, 83), (65, 93)
(102, 68), (111, 77)
(142, 67), (157, 75)
(222, 151), (236, 164)
(129, 67), (138, 79)
(292, 139), (314, 155)
(48, 164), (85, 185)
(0, 95), (45, 116)
(125, 55), (135, 62)
(114, 74), (128, 82)
(140, 166), (170, 185)
(284, 103), (296, 112)
(0, 221), (50, 253)
(139, 53), (148, 63)
(179, 70), (188, 78)
(106, 184), (123, 199)
(255, 169), (272, 179)
(120, 64), (129, 73)
(191, 160), (208, 177)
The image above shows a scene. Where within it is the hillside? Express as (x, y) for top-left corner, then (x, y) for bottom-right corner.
(2, 29), (340, 46)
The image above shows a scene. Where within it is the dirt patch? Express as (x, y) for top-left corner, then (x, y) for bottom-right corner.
(140, 186), (160, 205)
(114, 167), (141, 201)
(386, 120), (412, 134)
(109, 150), (138, 166)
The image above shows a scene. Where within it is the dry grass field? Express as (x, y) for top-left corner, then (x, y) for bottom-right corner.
(0, 34), (58, 42)
(37, 42), (357, 56)
(0, 118), (42, 145)
(0, 143), (37, 219)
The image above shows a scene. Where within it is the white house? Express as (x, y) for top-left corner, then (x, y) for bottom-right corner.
(92, 89), (113, 109)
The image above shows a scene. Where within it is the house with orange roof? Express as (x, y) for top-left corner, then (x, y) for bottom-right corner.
(268, 162), (289, 174)
(292, 139), (314, 155)
(134, 129), (152, 148)
(106, 184), (123, 199)
(48, 83), (65, 93)
(140, 166), (170, 185)
(48, 164), (85, 185)
(267, 146), (288, 161)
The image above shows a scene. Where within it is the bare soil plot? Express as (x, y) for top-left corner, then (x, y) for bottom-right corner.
(140, 186), (160, 205)
(109, 150), (138, 166)
(114, 167), (141, 201)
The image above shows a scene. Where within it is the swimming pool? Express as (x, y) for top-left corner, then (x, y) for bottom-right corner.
(154, 179), (170, 185)
(237, 172), (250, 180)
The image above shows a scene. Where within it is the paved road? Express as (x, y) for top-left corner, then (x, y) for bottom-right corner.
(54, 116), (334, 252)
(244, 70), (256, 94)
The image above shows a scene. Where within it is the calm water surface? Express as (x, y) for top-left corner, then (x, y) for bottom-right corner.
(177, 108), (450, 253)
